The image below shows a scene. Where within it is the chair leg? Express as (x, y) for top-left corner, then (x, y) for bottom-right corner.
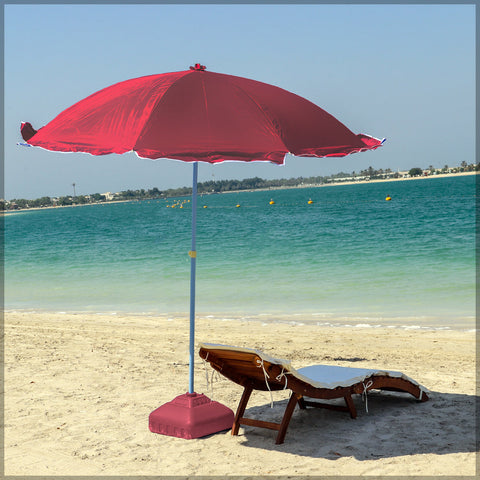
(232, 385), (253, 436)
(344, 394), (357, 419)
(275, 393), (300, 444)
(297, 395), (307, 409)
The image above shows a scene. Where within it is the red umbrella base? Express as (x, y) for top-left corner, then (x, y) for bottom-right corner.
(149, 392), (234, 439)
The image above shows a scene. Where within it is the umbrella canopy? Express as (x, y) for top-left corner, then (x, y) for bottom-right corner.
(19, 63), (383, 438)
(21, 63), (383, 163)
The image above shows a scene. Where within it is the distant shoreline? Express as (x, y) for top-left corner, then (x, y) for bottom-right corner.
(1, 199), (133, 215)
(217, 170), (477, 194)
(3, 170), (476, 215)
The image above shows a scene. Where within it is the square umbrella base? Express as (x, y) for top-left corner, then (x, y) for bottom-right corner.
(149, 392), (234, 439)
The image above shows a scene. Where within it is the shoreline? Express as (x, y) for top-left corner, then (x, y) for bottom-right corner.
(315, 169), (477, 188)
(1, 198), (133, 215)
(4, 307), (476, 332)
(3, 170), (477, 215)
(210, 170), (477, 194)
(4, 310), (476, 475)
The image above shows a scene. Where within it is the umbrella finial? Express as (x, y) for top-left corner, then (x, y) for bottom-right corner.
(190, 63), (206, 71)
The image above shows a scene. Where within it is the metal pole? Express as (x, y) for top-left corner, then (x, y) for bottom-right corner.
(188, 162), (198, 394)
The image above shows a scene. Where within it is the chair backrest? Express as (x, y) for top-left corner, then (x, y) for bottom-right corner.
(199, 343), (290, 392)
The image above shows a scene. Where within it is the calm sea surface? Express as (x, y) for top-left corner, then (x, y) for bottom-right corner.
(4, 175), (476, 329)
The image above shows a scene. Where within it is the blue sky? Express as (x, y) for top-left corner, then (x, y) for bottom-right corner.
(5, 3), (476, 199)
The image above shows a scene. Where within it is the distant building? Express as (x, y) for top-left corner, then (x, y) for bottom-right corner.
(102, 192), (115, 201)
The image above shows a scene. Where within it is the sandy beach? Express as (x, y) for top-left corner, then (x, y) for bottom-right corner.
(4, 310), (476, 476)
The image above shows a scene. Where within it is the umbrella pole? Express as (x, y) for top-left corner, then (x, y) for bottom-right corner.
(148, 161), (234, 439)
(188, 161), (198, 394)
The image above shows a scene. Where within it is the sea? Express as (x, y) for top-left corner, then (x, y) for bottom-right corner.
(4, 175), (477, 331)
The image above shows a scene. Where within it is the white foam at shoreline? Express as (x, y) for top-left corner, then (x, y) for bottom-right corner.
(4, 308), (475, 332)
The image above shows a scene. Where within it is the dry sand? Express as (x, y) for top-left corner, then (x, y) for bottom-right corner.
(4, 311), (477, 476)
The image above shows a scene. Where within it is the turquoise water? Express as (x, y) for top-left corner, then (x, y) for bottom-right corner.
(4, 176), (476, 329)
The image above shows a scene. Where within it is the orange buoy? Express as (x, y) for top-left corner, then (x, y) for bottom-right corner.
(269, 199), (275, 205)
(307, 199), (313, 204)
(385, 196), (392, 201)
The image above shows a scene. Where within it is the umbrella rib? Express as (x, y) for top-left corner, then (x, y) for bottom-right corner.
(231, 84), (290, 152)
(200, 78), (212, 146)
(132, 71), (194, 153)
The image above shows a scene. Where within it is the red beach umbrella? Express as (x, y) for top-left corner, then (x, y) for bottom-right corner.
(20, 63), (382, 162)
(19, 63), (384, 439)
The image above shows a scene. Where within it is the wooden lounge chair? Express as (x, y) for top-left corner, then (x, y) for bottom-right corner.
(198, 343), (429, 444)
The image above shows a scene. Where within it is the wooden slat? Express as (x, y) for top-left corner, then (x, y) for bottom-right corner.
(302, 400), (350, 413)
(239, 417), (281, 431)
